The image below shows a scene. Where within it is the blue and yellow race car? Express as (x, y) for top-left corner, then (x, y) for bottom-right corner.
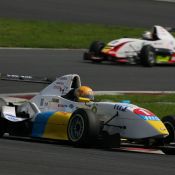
(0, 74), (174, 154)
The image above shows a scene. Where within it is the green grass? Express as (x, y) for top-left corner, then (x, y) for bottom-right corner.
(95, 94), (175, 119)
(1, 18), (175, 118)
(0, 18), (146, 48)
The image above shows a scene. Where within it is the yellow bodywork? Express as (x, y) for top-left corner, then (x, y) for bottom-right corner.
(102, 47), (111, 53)
(147, 120), (169, 136)
(43, 112), (71, 140)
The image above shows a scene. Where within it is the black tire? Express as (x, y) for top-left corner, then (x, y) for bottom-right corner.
(0, 99), (6, 137)
(67, 108), (101, 146)
(0, 118), (5, 137)
(140, 45), (156, 67)
(89, 41), (105, 55)
(88, 41), (106, 63)
(162, 115), (175, 144)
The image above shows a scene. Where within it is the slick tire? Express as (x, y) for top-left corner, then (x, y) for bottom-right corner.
(88, 41), (106, 63)
(140, 45), (156, 67)
(89, 41), (105, 55)
(67, 108), (101, 146)
(162, 115), (175, 144)
(0, 99), (6, 137)
(0, 118), (5, 137)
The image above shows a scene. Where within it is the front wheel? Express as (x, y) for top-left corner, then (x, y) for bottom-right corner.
(67, 108), (101, 146)
(88, 41), (105, 63)
(0, 118), (6, 137)
(162, 115), (175, 144)
(140, 45), (156, 67)
(89, 41), (105, 55)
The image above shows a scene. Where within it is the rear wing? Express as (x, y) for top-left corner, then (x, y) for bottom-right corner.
(0, 73), (52, 84)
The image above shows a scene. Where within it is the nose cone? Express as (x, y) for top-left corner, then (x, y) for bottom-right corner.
(101, 46), (111, 53)
(134, 108), (169, 137)
(147, 120), (169, 136)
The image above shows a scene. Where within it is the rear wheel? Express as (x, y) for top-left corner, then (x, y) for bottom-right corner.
(0, 118), (5, 137)
(0, 99), (6, 137)
(67, 108), (101, 146)
(140, 45), (156, 67)
(162, 115), (175, 144)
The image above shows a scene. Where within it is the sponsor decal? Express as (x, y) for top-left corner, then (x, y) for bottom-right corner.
(56, 81), (64, 85)
(53, 85), (62, 90)
(114, 104), (128, 112)
(52, 98), (59, 103)
(58, 104), (68, 108)
(53, 85), (69, 93)
(44, 102), (48, 106)
(134, 108), (160, 121)
(134, 108), (155, 116)
(4, 114), (23, 122)
(140, 116), (160, 121)
(40, 98), (44, 106)
(53, 85), (65, 93)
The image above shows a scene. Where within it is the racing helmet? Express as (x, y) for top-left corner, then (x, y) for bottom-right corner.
(142, 31), (152, 40)
(74, 86), (94, 101)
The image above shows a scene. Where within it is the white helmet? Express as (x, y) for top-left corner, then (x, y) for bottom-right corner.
(142, 31), (152, 40)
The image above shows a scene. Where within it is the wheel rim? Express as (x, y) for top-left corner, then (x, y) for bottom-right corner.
(68, 114), (85, 142)
(164, 121), (175, 143)
(148, 51), (155, 64)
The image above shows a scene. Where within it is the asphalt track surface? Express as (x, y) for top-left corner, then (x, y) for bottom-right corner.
(0, 0), (175, 27)
(1, 1), (175, 175)
(0, 137), (175, 175)
(1, 49), (175, 175)
(1, 48), (175, 93)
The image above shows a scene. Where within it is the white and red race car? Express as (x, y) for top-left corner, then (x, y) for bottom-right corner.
(84, 25), (175, 67)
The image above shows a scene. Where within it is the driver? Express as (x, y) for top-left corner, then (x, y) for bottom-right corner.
(142, 31), (153, 40)
(142, 27), (159, 41)
(74, 86), (94, 102)
(62, 86), (94, 102)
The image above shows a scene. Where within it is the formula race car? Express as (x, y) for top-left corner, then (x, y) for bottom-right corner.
(0, 74), (175, 154)
(83, 25), (175, 67)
